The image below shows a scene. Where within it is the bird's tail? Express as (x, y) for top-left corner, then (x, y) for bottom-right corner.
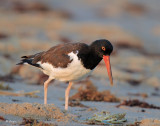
(16, 56), (33, 65)
(17, 52), (44, 68)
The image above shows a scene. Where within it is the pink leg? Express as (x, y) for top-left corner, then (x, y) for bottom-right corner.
(44, 77), (53, 104)
(65, 82), (73, 110)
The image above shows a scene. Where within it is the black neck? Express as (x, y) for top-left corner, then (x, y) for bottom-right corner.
(78, 49), (102, 70)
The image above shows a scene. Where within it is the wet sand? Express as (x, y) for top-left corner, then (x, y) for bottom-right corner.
(0, 0), (160, 125)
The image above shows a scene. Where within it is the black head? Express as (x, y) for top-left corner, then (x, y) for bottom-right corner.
(90, 39), (113, 85)
(90, 39), (113, 58)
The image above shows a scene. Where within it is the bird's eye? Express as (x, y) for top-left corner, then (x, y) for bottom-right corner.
(102, 46), (106, 51)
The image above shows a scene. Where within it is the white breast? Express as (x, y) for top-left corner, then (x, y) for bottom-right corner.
(38, 51), (92, 82)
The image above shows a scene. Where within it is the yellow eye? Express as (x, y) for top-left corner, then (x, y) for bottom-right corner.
(102, 46), (105, 51)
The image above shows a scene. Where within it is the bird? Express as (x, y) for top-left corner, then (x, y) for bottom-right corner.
(17, 39), (113, 110)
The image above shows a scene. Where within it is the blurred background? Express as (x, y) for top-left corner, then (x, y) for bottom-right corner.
(0, 0), (160, 124)
(0, 0), (159, 87)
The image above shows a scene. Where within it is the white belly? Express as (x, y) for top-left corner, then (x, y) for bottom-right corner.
(38, 52), (92, 81)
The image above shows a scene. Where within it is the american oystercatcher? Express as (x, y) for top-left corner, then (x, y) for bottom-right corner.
(17, 39), (113, 110)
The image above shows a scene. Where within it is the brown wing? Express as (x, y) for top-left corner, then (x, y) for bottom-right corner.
(38, 43), (89, 68)
(18, 43), (89, 69)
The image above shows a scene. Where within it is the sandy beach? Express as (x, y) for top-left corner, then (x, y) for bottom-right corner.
(0, 0), (160, 125)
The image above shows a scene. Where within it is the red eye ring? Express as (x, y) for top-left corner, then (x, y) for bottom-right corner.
(102, 46), (106, 51)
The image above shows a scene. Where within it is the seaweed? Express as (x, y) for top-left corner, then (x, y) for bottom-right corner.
(70, 80), (120, 102)
(116, 99), (160, 109)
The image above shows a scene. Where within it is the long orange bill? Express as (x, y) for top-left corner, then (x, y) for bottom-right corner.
(103, 55), (113, 86)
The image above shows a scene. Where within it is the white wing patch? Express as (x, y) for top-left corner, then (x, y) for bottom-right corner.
(38, 51), (92, 82)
